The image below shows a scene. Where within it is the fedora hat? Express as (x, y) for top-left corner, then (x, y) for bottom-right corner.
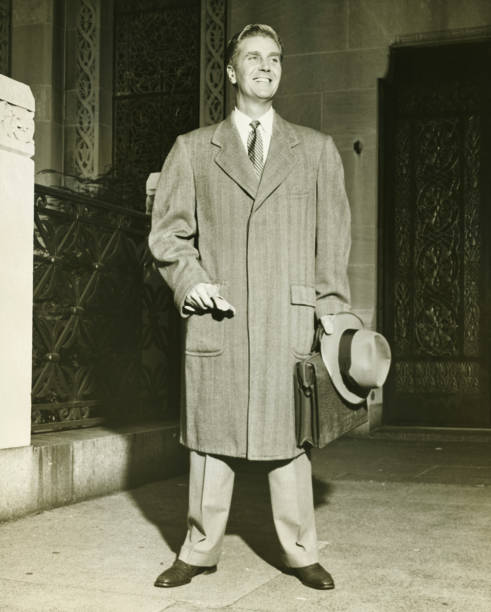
(320, 312), (392, 405)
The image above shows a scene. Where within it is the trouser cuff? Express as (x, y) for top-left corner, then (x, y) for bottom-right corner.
(178, 546), (220, 567)
(284, 550), (319, 569)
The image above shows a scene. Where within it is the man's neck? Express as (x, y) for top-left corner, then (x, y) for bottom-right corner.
(235, 98), (273, 120)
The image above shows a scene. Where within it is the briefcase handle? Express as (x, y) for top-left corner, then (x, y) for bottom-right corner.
(296, 361), (316, 395)
(311, 322), (324, 353)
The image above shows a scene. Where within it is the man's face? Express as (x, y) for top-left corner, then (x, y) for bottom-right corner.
(227, 34), (282, 105)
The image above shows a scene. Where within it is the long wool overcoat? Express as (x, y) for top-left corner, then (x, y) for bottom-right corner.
(149, 112), (351, 460)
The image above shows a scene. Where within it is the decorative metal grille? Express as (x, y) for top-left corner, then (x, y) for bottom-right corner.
(113, 0), (201, 206)
(0, 0), (11, 75)
(392, 116), (482, 394)
(32, 185), (179, 432)
(392, 84), (482, 379)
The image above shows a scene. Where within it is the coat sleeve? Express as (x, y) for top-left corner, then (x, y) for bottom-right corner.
(315, 135), (352, 318)
(148, 135), (212, 317)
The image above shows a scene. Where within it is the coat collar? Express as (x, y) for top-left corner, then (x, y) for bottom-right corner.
(212, 112), (300, 209)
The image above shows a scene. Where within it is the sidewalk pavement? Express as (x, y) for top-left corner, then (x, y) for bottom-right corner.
(1, 433), (490, 612)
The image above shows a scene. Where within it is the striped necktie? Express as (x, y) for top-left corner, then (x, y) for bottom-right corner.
(247, 120), (264, 176)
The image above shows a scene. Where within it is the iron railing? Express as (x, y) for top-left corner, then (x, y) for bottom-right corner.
(32, 184), (179, 433)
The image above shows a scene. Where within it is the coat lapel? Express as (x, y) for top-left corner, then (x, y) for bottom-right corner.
(212, 112), (300, 208)
(212, 115), (259, 200)
(253, 114), (300, 212)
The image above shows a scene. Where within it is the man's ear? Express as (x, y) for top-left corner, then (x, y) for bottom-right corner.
(226, 64), (237, 85)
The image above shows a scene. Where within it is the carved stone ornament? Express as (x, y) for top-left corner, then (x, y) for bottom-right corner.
(201, 0), (227, 126)
(0, 100), (35, 157)
(75, 0), (98, 178)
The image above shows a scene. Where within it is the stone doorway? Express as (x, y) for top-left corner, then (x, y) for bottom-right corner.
(379, 36), (491, 427)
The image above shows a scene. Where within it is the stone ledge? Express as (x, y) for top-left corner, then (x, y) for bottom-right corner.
(0, 421), (187, 523)
(0, 74), (35, 111)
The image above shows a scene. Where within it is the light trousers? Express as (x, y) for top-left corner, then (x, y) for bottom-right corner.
(178, 450), (319, 568)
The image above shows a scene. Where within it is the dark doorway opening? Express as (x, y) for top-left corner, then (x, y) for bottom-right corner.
(379, 37), (491, 427)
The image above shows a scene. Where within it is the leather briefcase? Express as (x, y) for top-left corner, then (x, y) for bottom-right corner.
(294, 350), (367, 448)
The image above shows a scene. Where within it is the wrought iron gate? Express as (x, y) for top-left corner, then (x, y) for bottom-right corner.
(32, 185), (180, 432)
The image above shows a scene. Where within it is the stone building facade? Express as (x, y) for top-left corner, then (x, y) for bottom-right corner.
(1, 0), (491, 520)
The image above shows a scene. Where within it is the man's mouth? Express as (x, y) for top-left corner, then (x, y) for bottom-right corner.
(254, 77), (271, 83)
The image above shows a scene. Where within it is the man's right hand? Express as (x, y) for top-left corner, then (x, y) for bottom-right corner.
(184, 283), (236, 316)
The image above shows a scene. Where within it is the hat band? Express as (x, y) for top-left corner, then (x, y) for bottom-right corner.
(338, 329), (370, 400)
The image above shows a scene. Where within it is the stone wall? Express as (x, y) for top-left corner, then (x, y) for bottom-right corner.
(228, 0), (491, 329)
(0, 423), (186, 522)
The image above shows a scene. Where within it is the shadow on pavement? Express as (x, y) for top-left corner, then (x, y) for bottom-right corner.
(129, 459), (333, 571)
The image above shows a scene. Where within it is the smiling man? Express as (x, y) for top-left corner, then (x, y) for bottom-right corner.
(149, 24), (351, 591)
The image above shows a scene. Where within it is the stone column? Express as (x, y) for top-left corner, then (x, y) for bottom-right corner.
(0, 75), (35, 449)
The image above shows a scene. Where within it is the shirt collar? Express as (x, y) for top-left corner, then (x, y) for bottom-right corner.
(233, 106), (275, 135)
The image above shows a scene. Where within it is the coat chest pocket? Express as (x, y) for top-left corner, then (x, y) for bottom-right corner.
(290, 284), (316, 358)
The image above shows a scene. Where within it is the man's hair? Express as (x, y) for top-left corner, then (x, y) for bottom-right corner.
(225, 24), (284, 67)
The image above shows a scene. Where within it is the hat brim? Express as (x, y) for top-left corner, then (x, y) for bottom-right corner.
(320, 312), (366, 405)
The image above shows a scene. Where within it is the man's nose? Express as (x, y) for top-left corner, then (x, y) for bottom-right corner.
(259, 58), (271, 71)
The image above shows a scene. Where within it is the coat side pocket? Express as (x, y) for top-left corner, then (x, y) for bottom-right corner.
(290, 284), (316, 358)
(184, 282), (227, 356)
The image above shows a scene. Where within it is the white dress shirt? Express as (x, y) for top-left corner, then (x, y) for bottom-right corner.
(232, 106), (274, 164)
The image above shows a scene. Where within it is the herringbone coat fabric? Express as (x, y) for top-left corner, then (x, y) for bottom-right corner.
(149, 112), (351, 460)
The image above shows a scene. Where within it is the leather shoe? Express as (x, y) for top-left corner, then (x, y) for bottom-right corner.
(154, 559), (217, 588)
(291, 563), (335, 590)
